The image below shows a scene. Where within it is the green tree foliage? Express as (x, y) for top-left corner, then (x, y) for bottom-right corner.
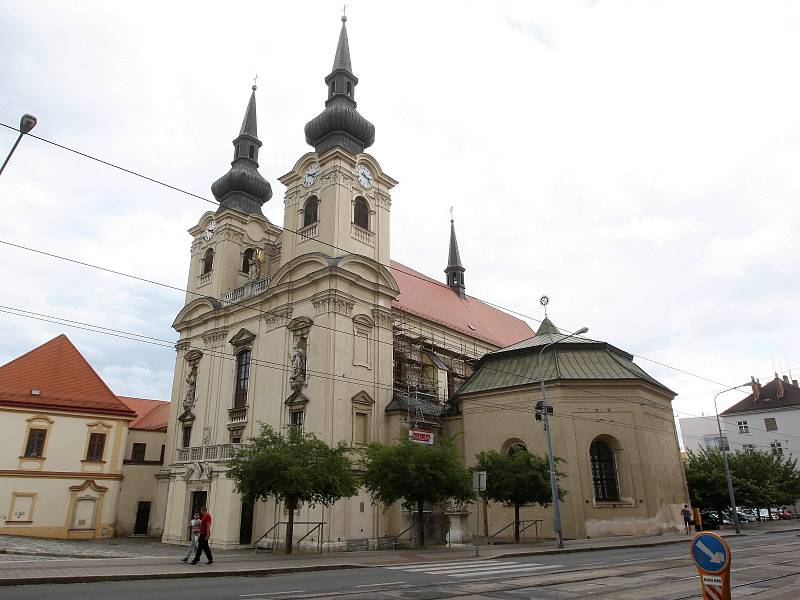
(684, 448), (800, 516)
(227, 424), (357, 554)
(476, 449), (565, 543)
(684, 449), (730, 511)
(360, 436), (473, 547)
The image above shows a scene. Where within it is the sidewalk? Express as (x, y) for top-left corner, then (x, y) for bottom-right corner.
(1, 521), (798, 587)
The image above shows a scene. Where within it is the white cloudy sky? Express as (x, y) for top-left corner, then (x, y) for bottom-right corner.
(1, 1), (798, 426)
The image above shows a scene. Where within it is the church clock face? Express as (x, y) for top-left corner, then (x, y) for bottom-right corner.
(302, 162), (320, 188)
(203, 220), (217, 241)
(355, 163), (373, 189)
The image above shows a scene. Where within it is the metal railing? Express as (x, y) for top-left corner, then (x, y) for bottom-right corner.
(253, 521), (326, 554)
(489, 519), (543, 544)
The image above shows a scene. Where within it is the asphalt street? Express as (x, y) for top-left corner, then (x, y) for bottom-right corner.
(7, 531), (800, 599)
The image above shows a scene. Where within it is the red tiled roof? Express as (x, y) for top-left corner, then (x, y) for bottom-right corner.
(0, 335), (135, 418)
(118, 396), (170, 431)
(389, 261), (534, 348)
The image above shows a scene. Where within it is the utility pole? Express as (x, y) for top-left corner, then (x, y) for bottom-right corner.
(535, 315), (588, 550)
(0, 114), (37, 177)
(713, 383), (749, 535)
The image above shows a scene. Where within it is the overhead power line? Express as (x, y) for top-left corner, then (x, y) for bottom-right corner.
(0, 120), (793, 394)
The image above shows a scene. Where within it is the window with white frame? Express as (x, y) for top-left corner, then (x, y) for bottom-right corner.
(771, 441), (783, 457)
(737, 421), (749, 434)
(742, 444), (755, 451)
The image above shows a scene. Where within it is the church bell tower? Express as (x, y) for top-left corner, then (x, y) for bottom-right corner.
(279, 15), (396, 266)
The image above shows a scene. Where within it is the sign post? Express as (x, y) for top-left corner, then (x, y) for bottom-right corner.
(472, 470), (486, 556)
(690, 531), (732, 600)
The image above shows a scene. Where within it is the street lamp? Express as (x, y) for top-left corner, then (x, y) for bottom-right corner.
(0, 114), (38, 177)
(713, 383), (750, 535)
(537, 325), (589, 549)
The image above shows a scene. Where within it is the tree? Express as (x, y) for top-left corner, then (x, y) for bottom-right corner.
(227, 424), (357, 554)
(684, 449), (730, 513)
(684, 448), (800, 519)
(475, 448), (565, 543)
(360, 436), (473, 547)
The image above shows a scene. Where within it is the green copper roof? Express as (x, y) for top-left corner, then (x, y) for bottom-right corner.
(456, 318), (673, 397)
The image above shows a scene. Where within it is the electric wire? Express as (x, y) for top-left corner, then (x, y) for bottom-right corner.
(0, 119), (778, 393)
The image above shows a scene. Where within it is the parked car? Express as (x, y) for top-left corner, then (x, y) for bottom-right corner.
(758, 509), (778, 520)
(699, 510), (730, 530)
(776, 509), (795, 520)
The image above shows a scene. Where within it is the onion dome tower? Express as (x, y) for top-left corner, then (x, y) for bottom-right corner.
(211, 85), (273, 216)
(304, 15), (376, 155)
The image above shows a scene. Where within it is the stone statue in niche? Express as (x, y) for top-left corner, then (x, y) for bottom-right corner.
(289, 336), (307, 391)
(183, 365), (198, 411)
(202, 426), (213, 445)
(247, 254), (259, 282)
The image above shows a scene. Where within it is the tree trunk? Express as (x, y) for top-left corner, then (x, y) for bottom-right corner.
(514, 502), (520, 543)
(285, 498), (296, 555)
(417, 501), (425, 548)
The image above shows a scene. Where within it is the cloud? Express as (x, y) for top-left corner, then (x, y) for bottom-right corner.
(1, 0), (799, 419)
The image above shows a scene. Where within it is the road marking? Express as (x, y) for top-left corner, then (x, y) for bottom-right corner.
(451, 564), (560, 577)
(385, 559), (497, 570)
(385, 560), (559, 578)
(353, 581), (406, 588)
(239, 591), (306, 598)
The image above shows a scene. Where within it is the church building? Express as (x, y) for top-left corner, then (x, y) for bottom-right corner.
(158, 16), (533, 549)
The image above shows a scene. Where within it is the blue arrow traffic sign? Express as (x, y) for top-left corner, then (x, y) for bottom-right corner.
(691, 532), (730, 574)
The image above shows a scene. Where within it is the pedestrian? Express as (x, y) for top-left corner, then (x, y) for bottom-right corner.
(189, 505), (213, 565)
(681, 504), (693, 535)
(181, 511), (201, 563)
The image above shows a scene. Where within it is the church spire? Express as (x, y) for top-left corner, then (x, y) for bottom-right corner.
(304, 15), (375, 156)
(211, 85), (273, 216)
(445, 211), (466, 298)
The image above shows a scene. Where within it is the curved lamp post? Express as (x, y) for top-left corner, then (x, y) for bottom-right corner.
(537, 325), (588, 549)
(713, 383), (750, 534)
(0, 114), (38, 177)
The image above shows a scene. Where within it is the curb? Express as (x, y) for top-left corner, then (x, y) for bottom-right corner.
(489, 538), (693, 559)
(0, 563), (364, 587)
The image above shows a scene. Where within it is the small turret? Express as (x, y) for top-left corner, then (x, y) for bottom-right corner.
(445, 214), (466, 298)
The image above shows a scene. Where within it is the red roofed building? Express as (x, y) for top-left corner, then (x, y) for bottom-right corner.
(0, 335), (166, 539)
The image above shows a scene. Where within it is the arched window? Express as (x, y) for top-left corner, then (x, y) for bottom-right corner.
(346, 81), (352, 97)
(507, 442), (527, 457)
(590, 439), (620, 501)
(202, 248), (214, 274)
(248, 144), (255, 159)
(353, 196), (369, 229)
(303, 196), (319, 228)
(241, 248), (255, 273)
(233, 350), (251, 408)
(329, 81), (336, 97)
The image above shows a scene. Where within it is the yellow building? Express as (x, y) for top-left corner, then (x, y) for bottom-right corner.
(454, 317), (689, 540)
(0, 335), (135, 539)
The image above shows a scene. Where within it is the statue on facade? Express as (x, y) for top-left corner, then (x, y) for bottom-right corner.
(247, 255), (259, 282)
(183, 365), (198, 410)
(289, 338), (307, 391)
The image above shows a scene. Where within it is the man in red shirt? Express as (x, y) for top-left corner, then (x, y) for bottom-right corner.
(189, 506), (213, 565)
